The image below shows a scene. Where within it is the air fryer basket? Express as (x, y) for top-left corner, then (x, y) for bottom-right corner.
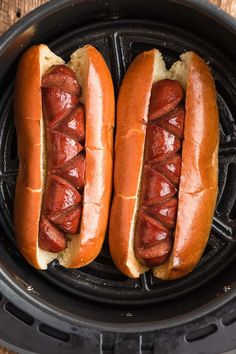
(1, 0), (236, 353)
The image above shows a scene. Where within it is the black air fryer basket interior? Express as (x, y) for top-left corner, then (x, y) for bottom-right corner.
(1, 1), (236, 353)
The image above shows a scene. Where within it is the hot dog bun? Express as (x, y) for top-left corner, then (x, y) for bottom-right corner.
(14, 44), (114, 269)
(109, 49), (218, 279)
(154, 52), (219, 280)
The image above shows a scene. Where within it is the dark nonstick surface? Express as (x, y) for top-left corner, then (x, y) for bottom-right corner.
(0, 2), (236, 351)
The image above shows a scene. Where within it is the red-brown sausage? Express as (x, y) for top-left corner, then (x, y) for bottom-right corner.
(134, 212), (172, 267)
(141, 165), (177, 206)
(143, 198), (178, 229)
(49, 206), (82, 234)
(42, 88), (79, 128)
(41, 65), (81, 96)
(145, 125), (181, 161)
(148, 79), (183, 120)
(39, 65), (85, 252)
(156, 105), (185, 139)
(43, 175), (82, 216)
(150, 155), (181, 186)
(56, 104), (85, 143)
(55, 154), (85, 190)
(47, 131), (83, 169)
(39, 216), (66, 252)
(134, 79), (185, 266)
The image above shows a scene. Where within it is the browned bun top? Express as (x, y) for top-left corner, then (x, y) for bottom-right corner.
(57, 45), (115, 268)
(109, 50), (159, 278)
(154, 52), (219, 280)
(14, 45), (52, 268)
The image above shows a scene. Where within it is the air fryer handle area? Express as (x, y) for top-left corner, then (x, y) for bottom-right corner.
(101, 333), (148, 354)
(1, 287), (236, 353)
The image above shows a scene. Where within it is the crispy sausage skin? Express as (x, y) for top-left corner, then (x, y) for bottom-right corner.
(134, 79), (184, 267)
(109, 49), (219, 279)
(39, 65), (85, 252)
(14, 44), (114, 269)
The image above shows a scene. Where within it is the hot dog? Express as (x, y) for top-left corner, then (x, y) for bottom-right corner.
(109, 49), (219, 280)
(14, 44), (114, 269)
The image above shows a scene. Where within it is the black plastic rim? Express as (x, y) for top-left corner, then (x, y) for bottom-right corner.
(0, 0), (236, 334)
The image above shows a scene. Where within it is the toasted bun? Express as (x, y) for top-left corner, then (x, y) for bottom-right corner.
(60, 46), (114, 268)
(14, 45), (114, 269)
(109, 49), (169, 277)
(109, 49), (218, 279)
(154, 52), (219, 279)
(14, 45), (64, 269)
